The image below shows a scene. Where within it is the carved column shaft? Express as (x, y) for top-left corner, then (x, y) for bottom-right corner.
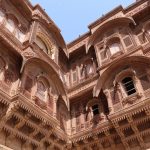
(28, 20), (39, 43)
(53, 97), (57, 118)
(71, 109), (76, 134)
(104, 89), (114, 114)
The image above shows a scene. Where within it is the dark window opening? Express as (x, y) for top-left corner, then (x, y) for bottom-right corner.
(92, 105), (99, 116)
(122, 77), (136, 96)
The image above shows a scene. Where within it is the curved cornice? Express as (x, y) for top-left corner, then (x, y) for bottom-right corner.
(93, 56), (150, 97)
(86, 17), (136, 53)
(21, 57), (69, 109)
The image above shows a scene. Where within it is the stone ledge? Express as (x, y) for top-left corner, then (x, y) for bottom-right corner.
(0, 145), (13, 150)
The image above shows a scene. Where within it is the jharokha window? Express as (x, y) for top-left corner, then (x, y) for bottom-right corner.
(36, 36), (48, 54)
(36, 81), (47, 101)
(122, 77), (136, 96)
(109, 43), (121, 55)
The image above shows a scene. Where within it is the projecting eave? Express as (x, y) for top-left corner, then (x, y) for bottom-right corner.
(125, 0), (148, 13)
(68, 32), (90, 48)
(87, 17), (136, 52)
(88, 6), (123, 30)
(33, 4), (61, 32)
(67, 32), (91, 55)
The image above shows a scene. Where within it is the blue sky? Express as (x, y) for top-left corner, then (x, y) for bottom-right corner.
(30, 0), (135, 43)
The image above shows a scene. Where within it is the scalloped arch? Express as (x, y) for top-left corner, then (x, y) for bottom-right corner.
(36, 32), (54, 55)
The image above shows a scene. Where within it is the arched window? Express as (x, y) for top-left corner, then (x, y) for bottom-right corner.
(0, 10), (5, 22)
(92, 104), (99, 116)
(6, 19), (15, 32)
(36, 81), (47, 101)
(122, 77), (136, 96)
(36, 36), (48, 53)
(109, 43), (121, 55)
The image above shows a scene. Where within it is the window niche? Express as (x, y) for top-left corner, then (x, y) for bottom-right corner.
(35, 33), (55, 60)
(99, 46), (108, 61)
(109, 43), (121, 55)
(3, 14), (26, 43)
(86, 98), (106, 124)
(34, 76), (50, 109)
(36, 80), (47, 101)
(36, 36), (48, 54)
(114, 68), (142, 108)
(139, 22), (150, 45)
(97, 36), (123, 66)
(106, 37), (123, 57)
(122, 77), (136, 96)
(80, 59), (94, 79)
(115, 69), (138, 98)
(119, 28), (134, 49)
(98, 44), (109, 66)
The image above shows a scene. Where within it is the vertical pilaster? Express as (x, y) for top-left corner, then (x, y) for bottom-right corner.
(104, 89), (114, 114)
(71, 108), (76, 134)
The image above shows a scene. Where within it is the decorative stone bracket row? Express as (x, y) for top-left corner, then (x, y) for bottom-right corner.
(70, 100), (150, 150)
(0, 92), (69, 150)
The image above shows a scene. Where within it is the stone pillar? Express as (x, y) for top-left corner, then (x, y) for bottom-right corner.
(53, 96), (57, 118)
(10, 78), (20, 96)
(71, 108), (76, 134)
(18, 71), (27, 93)
(77, 65), (80, 83)
(133, 75), (144, 97)
(103, 89), (114, 114)
(79, 104), (85, 129)
(28, 19), (39, 43)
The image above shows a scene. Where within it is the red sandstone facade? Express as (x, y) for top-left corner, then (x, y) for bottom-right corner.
(0, 0), (150, 149)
